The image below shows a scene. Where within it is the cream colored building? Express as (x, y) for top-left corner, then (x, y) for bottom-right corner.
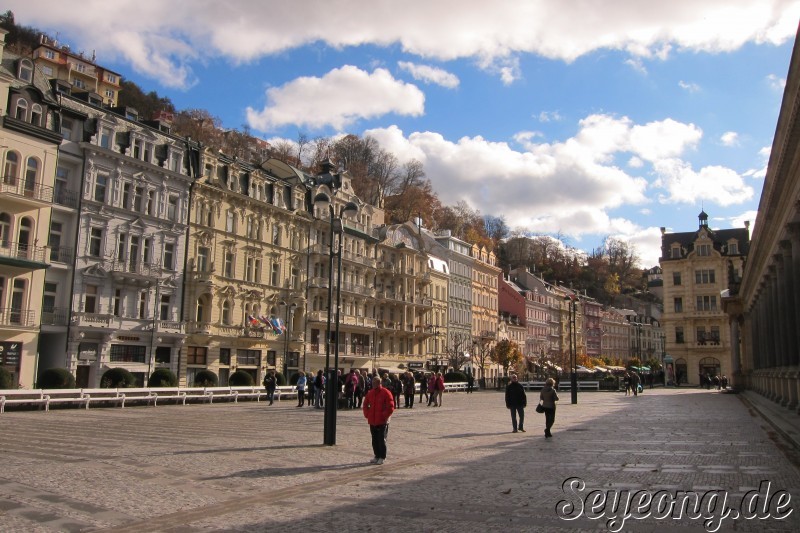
(660, 212), (749, 385)
(183, 154), (313, 386)
(0, 30), (61, 387)
(471, 245), (501, 380)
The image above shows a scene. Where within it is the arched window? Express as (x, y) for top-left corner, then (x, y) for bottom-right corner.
(30, 104), (43, 126)
(17, 59), (33, 82)
(25, 157), (39, 195)
(18, 217), (33, 258)
(10, 279), (26, 325)
(14, 98), (28, 121)
(196, 295), (209, 323)
(0, 212), (11, 247)
(3, 151), (19, 184)
(221, 299), (232, 325)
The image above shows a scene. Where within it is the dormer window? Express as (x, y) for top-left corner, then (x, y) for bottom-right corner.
(30, 104), (43, 127)
(697, 244), (712, 256)
(728, 242), (739, 255)
(14, 98), (28, 121)
(18, 59), (33, 82)
(670, 245), (681, 259)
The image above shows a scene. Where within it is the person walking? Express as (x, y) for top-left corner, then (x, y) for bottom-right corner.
(419, 373), (429, 404)
(363, 375), (395, 465)
(466, 371), (475, 393)
(505, 374), (527, 433)
(403, 371), (416, 408)
(262, 372), (277, 405)
(540, 377), (559, 438)
(295, 371), (307, 407)
(427, 373), (437, 406)
(314, 370), (325, 409)
(434, 372), (445, 407)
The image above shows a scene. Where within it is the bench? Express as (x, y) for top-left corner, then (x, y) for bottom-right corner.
(521, 381), (547, 390)
(558, 381), (600, 391)
(0, 389), (49, 413)
(46, 388), (91, 409)
(116, 388), (157, 408)
(444, 382), (467, 392)
(184, 387), (213, 403)
(205, 386), (239, 404)
(231, 386), (270, 402)
(150, 387), (187, 406)
(275, 385), (298, 400)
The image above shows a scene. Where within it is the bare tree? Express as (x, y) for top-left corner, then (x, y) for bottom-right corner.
(444, 331), (472, 371)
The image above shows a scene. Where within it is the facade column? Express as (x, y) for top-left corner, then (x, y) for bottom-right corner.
(779, 241), (799, 365)
(773, 257), (789, 406)
(789, 223), (800, 364)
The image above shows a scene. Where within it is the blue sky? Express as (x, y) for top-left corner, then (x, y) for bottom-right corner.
(12, 1), (800, 266)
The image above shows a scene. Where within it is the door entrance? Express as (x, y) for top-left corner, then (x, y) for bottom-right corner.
(76, 365), (90, 388)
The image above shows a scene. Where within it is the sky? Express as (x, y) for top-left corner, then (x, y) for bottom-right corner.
(11, 1), (800, 267)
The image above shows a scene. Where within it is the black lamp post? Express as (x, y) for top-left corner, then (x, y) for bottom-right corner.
(564, 295), (577, 404)
(279, 300), (297, 382)
(314, 191), (358, 446)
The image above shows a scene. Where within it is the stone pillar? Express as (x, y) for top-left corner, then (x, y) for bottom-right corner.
(779, 241), (798, 365)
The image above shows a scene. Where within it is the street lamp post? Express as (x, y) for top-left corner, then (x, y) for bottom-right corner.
(564, 295), (577, 404)
(314, 191), (358, 446)
(279, 300), (297, 382)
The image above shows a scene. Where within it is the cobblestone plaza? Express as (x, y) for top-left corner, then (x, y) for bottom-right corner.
(1, 388), (799, 532)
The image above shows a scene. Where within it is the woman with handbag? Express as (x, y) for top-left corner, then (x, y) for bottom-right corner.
(539, 378), (559, 438)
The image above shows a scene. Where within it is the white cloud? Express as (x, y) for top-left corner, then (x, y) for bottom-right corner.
(245, 66), (425, 131)
(652, 159), (754, 206)
(678, 80), (701, 92)
(628, 156), (644, 168)
(742, 145), (772, 179)
(730, 210), (758, 232)
(625, 57), (648, 74)
(537, 111), (563, 122)
(366, 116), (667, 241)
(720, 131), (739, 146)
(768, 73), (787, 90)
(15, 0), (798, 87)
(398, 62), (460, 88)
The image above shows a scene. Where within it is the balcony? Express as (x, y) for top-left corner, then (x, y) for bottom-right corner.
(342, 249), (376, 268)
(156, 320), (183, 333)
(0, 176), (54, 204)
(309, 276), (330, 289)
(49, 246), (74, 264)
(415, 297), (433, 307)
(0, 308), (36, 327)
(53, 188), (80, 209)
(41, 307), (69, 326)
(340, 315), (377, 328)
(0, 242), (49, 269)
(71, 312), (113, 327)
(186, 321), (212, 334)
(109, 260), (162, 279)
(187, 270), (213, 283)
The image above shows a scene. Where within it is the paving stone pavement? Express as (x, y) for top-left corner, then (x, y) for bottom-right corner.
(1, 388), (800, 532)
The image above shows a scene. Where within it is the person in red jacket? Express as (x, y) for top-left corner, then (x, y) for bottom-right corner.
(362, 375), (395, 465)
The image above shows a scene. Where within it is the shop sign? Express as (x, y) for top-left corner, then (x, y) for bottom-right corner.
(0, 341), (21, 366)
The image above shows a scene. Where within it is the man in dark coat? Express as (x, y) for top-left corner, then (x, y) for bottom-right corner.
(505, 374), (527, 433)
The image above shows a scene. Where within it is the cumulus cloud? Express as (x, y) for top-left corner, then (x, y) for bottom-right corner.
(398, 62), (460, 88)
(14, 0), (798, 87)
(678, 80), (701, 92)
(720, 131), (739, 146)
(652, 159), (754, 206)
(245, 66), (425, 131)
